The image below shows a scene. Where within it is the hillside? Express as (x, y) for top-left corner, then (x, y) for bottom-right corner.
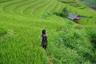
(0, 0), (96, 64)
(80, 0), (96, 9)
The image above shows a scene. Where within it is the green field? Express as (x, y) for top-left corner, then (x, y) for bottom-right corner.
(0, 0), (96, 64)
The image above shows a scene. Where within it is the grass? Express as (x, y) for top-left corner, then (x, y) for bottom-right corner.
(0, 0), (96, 64)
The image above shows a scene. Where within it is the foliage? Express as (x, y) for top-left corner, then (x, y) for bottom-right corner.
(0, 0), (96, 64)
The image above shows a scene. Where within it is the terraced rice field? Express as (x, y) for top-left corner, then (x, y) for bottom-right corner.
(0, 0), (65, 64)
(0, 0), (96, 64)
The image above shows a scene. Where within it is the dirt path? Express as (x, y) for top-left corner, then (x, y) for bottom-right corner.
(48, 56), (53, 64)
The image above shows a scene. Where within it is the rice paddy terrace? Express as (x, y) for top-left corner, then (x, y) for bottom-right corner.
(0, 0), (96, 64)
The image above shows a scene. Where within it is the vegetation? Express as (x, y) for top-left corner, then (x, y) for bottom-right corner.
(80, 0), (96, 9)
(0, 0), (96, 64)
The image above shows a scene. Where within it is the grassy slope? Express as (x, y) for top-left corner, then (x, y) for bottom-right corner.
(80, 0), (96, 9)
(0, 0), (96, 64)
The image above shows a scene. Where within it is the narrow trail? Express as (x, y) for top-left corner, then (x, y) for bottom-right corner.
(48, 56), (53, 64)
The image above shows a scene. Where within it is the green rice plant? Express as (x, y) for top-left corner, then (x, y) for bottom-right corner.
(50, 24), (94, 63)
(0, 0), (96, 64)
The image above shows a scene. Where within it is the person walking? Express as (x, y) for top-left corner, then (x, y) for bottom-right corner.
(41, 29), (48, 49)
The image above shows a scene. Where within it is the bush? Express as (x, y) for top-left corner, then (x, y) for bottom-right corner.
(85, 27), (96, 63)
(54, 7), (69, 18)
(86, 27), (96, 48)
(48, 23), (93, 64)
(48, 42), (83, 64)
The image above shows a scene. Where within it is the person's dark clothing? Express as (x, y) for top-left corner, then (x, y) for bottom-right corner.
(42, 34), (47, 49)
